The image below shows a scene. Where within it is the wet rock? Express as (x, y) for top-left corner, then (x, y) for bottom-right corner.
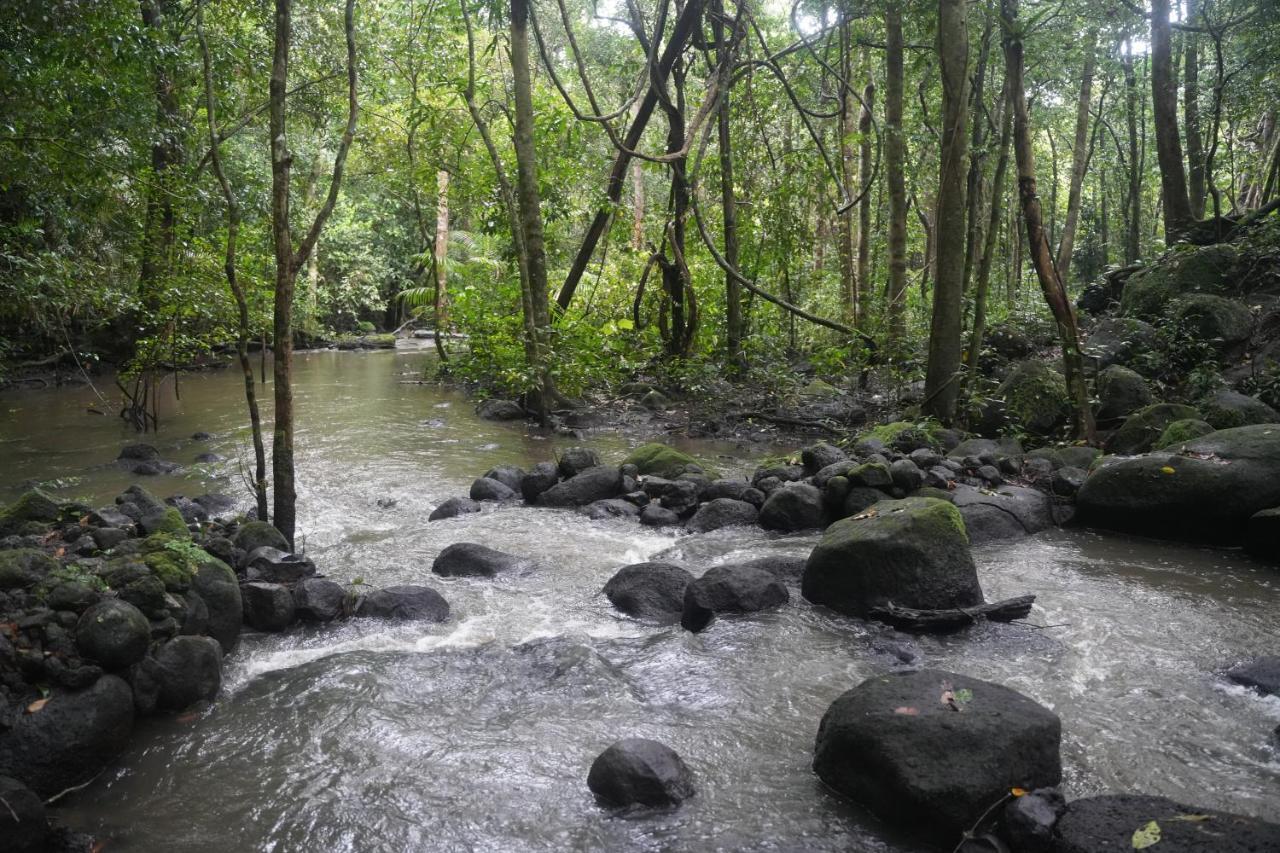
(813, 669), (1061, 844)
(118, 443), (160, 462)
(152, 636), (222, 711)
(680, 564), (789, 632)
(520, 461), (561, 504)
(1095, 364), (1152, 423)
(432, 542), (527, 577)
(0, 775), (50, 853)
(293, 578), (346, 621)
(802, 442), (848, 475)
(1246, 507), (1280, 562)
(244, 546), (317, 584)
(0, 548), (56, 590)
(354, 585), (450, 621)
(88, 505), (135, 529)
(587, 738), (695, 807)
(603, 562), (694, 624)
(476, 399), (526, 421)
(558, 447), (603, 478)
(623, 443), (705, 479)
(1053, 794), (1280, 853)
(240, 582), (296, 631)
(580, 498), (641, 520)
(951, 485), (1055, 544)
(0, 489), (61, 536)
(1198, 389), (1279, 429)
(701, 479), (754, 502)
(687, 498), (759, 533)
(1155, 417), (1216, 449)
(1000, 787), (1065, 853)
(231, 521), (289, 560)
(758, 483), (824, 532)
(639, 504), (680, 527)
(470, 477), (517, 502)
(75, 599), (151, 670)
(1051, 466), (1087, 497)
(994, 361), (1071, 435)
(429, 496), (482, 521)
(889, 459), (923, 493)
(0, 674), (135, 799)
(647, 478), (700, 515)
(192, 557), (241, 652)
(538, 465), (624, 508)
(482, 464), (526, 492)
(1225, 656), (1280, 696)
(1106, 403), (1202, 455)
(803, 496), (981, 617)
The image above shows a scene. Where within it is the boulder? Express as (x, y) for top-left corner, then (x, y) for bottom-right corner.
(638, 504), (681, 527)
(1246, 507), (1280, 562)
(701, 479), (754, 502)
(476, 399), (525, 420)
(1095, 365), (1152, 423)
(482, 464), (526, 492)
(1052, 466), (1087, 497)
(432, 542), (527, 577)
(687, 498), (759, 533)
(1053, 794), (1280, 853)
(1106, 403), (1201, 455)
(951, 485), (1056, 544)
(0, 548), (56, 591)
(231, 521), (289, 558)
(1156, 417), (1212, 453)
(1000, 787), (1065, 853)
(469, 477), (517, 502)
(1225, 656), (1280, 696)
(0, 674), (135, 799)
(538, 466), (624, 508)
(587, 738), (695, 807)
(192, 557), (241, 652)
(622, 443), (705, 478)
(681, 564), (789, 632)
(758, 483), (824, 532)
(844, 486), (889, 517)
(580, 498), (641, 520)
(1077, 424), (1280, 542)
(801, 442), (847, 475)
(88, 505), (135, 529)
(994, 361), (1071, 435)
(1082, 317), (1159, 372)
(1198, 389), (1279, 429)
(602, 562), (694, 624)
(846, 461), (893, 490)
(889, 459), (923, 493)
(139, 506), (190, 537)
(734, 555), (809, 584)
(428, 496), (482, 521)
(151, 636), (222, 711)
(354, 585), (450, 621)
(75, 599), (151, 670)
(244, 546), (316, 584)
(293, 578), (346, 621)
(1121, 243), (1239, 318)
(802, 497), (981, 617)
(813, 669), (1061, 844)
(240, 582), (296, 631)
(0, 489), (61, 536)
(1174, 294), (1255, 353)
(558, 447), (602, 478)
(521, 461), (561, 503)
(0, 776), (49, 853)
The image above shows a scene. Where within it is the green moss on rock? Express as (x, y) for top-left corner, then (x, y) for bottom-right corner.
(995, 361), (1071, 435)
(857, 420), (944, 452)
(1107, 403), (1202, 455)
(150, 507), (190, 538)
(1154, 418), (1215, 450)
(0, 488), (61, 535)
(0, 548), (58, 590)
(1121, 244), (1239, 319)
(139, 535), (217, 592)
(622, 443), (710, 478)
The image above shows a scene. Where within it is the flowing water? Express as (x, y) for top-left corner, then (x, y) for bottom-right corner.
(3, 345), (1279, 851)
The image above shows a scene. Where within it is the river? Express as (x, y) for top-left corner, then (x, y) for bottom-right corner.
(2, 344), (1278, 851)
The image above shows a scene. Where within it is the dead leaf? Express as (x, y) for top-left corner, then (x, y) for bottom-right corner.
(26, 697), (48, 714)
(1131, 820), (1161, 849)
(1011, 787), (1028, 797)
(1169, 814), (1211, 822)
(893, 706), (919, 716)
(1160, 465), (1176, 475)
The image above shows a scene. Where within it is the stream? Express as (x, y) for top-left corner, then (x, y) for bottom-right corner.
(2, 344), (1278, 851)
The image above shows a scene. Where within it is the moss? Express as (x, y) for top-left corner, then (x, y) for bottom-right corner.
(34, 562), (108, 599)
(995, 361), (1071, 435)
(335, 333), (396, 350)
(151, 507), (190, 538)
(1121, 243), (1239, 318)
(622, 442), (713, 478)
(857, 420), (945, 451)
(1107, 403), (1202, 455)
(1171, 294), (1253, 350)
(138, 534), (216, 592)
(0, 548), (58, 590)
(0, 488), (61, 535)
(1155, 418), (1215, 450)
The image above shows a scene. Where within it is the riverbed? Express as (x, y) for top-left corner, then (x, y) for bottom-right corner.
(3, 345), (1278, 851)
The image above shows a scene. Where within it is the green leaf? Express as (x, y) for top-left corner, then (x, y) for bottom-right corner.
(1131, 820), (1161, 849)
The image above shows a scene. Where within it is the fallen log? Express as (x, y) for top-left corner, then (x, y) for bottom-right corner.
(870, 594), (1036, 633)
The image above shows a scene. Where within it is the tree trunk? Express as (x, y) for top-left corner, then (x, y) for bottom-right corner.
(714, 2), (742, 368)
(1151, 0), (1194, 239)
(962, 3), (994, 297)
(1185, 0), (1205, 218)
(922, 0), (970, 424)
(1002, 0), (1095, 443)
(1123, 47), (1141, 263)
(885, 0), (908, 353)
(138, 0), (182, 317)
(433, 169), (451, 362)
(838, 22), (857, 324)
(856, 74), (875, 329)
(968, 72), (1012, 367)
(1055, 27), (1097, 282)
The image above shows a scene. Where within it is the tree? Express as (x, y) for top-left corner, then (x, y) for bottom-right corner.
(1056, 27), (1098, 282)
(1150, 0), (1194, 238)
(884, 0), (909, 354)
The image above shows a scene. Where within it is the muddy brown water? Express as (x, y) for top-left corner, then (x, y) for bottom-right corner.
(2, 344), (1278, 851)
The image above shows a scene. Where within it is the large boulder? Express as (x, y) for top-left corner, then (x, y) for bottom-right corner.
(951, 484), (1056, 544)
(0, 674), (135, 799)
(0, 489), (61, 536)
(538, 465), (624, 507)
(681, 564), (789, 632)
(432, 542), (527, 577)
(1105, 403), (1201, 455)
(1053, 794), (1280, 853)
(1121, 243), (1239, 318)
(75, 599), (151, 670)
(1082, 317), (1159, 373)
(602, 562), (694, 624)
(354, 585), (450, 622)
(587, 738), (696, 807)
(240, 581), (296, 631)
(0, 548), (57, 591)
(995, 361), (1071, 435)
(621, 443), (705, 478)
(802, 497), (981, 617)
(687, 498), (759, 533)
(801, 442), (848, 475)
(758, 483), (824, 532)
(469, 477), (517, 502)
(1172, 293), (1254, 352)
(151, 636), (223, 711)
(1198, 389), (1279, 429)
(1154, 418), (1215, 449)
(232, 521), (289, 559)
(813, 669), (1061, 844)
(0, 776), (49, 853)
(191, 556), (241, 652)
(1095, 365), (1152, 423)
(293, 578), (346, 621)
(1077, 424), (1280, 542)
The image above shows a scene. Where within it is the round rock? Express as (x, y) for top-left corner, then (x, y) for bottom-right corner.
(75, 599), (151, 670)
(432, 542), (526, 577)
(587, 738), (695, 807)
(354, 585), (450, 621)
(152, 636), (223, 711)
(681, 564), (789, 632)
(602, 562), (694, 624)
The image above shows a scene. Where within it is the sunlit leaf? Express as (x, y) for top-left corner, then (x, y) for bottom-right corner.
(1131, 820), (1161, 849)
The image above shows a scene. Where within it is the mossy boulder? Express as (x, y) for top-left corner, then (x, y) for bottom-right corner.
(75, 599), (150, 670)
(802, 496), (981, 617)
(622, 443), (708, 478)
(0, 549), (58, 590)
(1106, 403), (1201, 455)
(1154, 418), (1215, 449)
(856, 421), (942, 453)
(138, 535), (215, 592)
(232, 521), (289, 555)
(1082, 317), (1160, 373)
(1171, 294), (1254, 351)
(1121, 243), (1239, 318)
(1095, 365), (1152, 423)
(1198, 389), (1279, 430)
(994, 361), (1071, 435)
(0, 489), (61, 536)
(192, 557), (241, 652)
(142, 507), (190, 538)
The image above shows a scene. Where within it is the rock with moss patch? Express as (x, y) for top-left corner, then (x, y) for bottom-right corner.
(231, 521), (289, 561)
(191, 557), (242, 652)
(0, 489), (61, 536)
(802, 496), (981, 617)
(1172, 293), (1254, 352)
(1095, 365), (1152, 423)
(76, 599), (151, 669)
(1082, 317), (1160, 372)
(1121, 243), (1240, 318)
(0, 548), (57, 590)
(857, 421), (942, 453)
(622, 443), (706, 478)
(1155, 418), (1215, 449)
(140, 507), (190, 538)
(1106, 403), (1201, 455)
(1198, 389), (1279, 430)
(994, 361), (1070, 435)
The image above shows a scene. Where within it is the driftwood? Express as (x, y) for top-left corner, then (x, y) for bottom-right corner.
(870, 594), (1036, 632)
(726, 410), (844, 434)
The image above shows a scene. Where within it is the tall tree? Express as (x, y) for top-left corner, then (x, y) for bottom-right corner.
(714, 1), (743, 367)
(268, 0), (359, 545)
(1122, 44), (1142, 262)
(1056, 27), (1098, 282)
(1150, 0), (1194, 238)
(856, 73), (875, 328)
(884, 0), (909, 353)
(1185, 0), (1206, 218)
(968, 72), (1012, 366)
(138, 0), (183, 315)
(922, 0), (970, 423)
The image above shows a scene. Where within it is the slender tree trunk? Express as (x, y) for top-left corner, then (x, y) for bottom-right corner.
(714, 2), (742, 368)
(302, 157), (322, 329)
(968, 73), (1012, 367)
(1185, 0), (1205, 218)
(1056, 27), (1097, 282)
(885, 0), (908, 353)
(922, 0), (970, 424)
(856, 73), (875, 328)
(433, 169), (451, 362)
(630, 112), (645, 251)
(1123, 48), (1141, 263)
(1151, 0), (1194, 238)
(1002, 0), (1095, 443)
(838, 22), (858, 324)
(962, 2), (994, 297)
(138, 0), (182, 317)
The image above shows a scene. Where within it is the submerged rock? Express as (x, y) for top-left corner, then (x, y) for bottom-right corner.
(1225, 656), (1280, 696)
(429, 496), (482, 521)
(580, 498), (640, 520)
(354, 585), (450, 622)
(681, 564), (789, 632)
(813, 669), (1061, 844)
(587, 738), (696, 807)
(602, 562), (693, 624)
(432, 542), (527, 577)
(1053, 794), (1280, 853)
